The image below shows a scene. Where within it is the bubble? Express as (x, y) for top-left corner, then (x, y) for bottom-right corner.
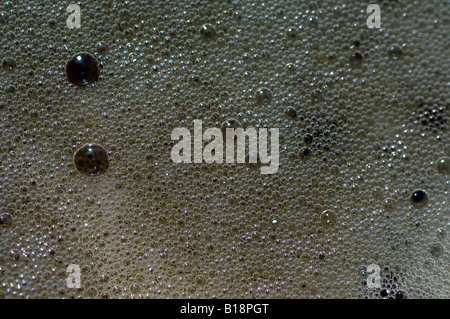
(430, 243), (444, 258)
(86, 287), (98, 297)
(349, 52), (363, 66)
(255, 88), (273, 105)
(271, 216), (279, 227)
(303, 134), (313, 144)
(0, 12), (6, 24)
(395, 290), (406, 299)
(0, 213), (13, 226)
(286, 27), (298, 39)
(436, 157), (450, 174)
(436, 228), (447, 238)
(379, 289), (389, 298)
(383, 198), (397, 209)
(0, 0), (447, 300)
(200, 24), (216, 38)
(424, 258), (435, 269)
(66, 53), (100, 86)
(221, 118), (242, 133)
(310, 89), (323, 103)
(286, 107), (297, 118)
(411, 190), (427, 204)
(320, 210), (336, 226)
(74, 143), (110, 176)
(2, 57), (16, 69)
(387, 44), (403, 59)
(97, 42), (109, 53)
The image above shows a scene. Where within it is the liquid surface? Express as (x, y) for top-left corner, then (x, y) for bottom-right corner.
(0, 0), (448, 299)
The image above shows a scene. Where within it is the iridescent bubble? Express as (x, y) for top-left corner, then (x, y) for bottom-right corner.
(74, 143), (110, 176)
(66, 53), (100, 85)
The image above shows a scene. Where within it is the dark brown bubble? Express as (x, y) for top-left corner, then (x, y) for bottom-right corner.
(74, 143), (109, 176)
(66, 53), (100, 85)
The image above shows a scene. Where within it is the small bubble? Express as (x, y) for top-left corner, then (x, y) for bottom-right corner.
(200, 24), (216, 38)
(436, 156), (450, 175)
(0, 12), (7, 24)
(0, 213), (13, 226)
(372, 186), (383, 198)
(424, 258), (435, 269)
(286, 27), (298, 39)
(301, 147), (312, 157)
(349, 52), (363, 66)
(387, 44), (403, 59)
(66, 53), (100, 86)
(320, 210), (336, 226)
(395, 290), (407, 299)
(430, 243), (444, 257)
(2, 57), (16, 69)
(97, 42), (109, 53)
(221, 118), (242, 133)
(286, 107), (297, 118)
(380, 289), (389, 298)
(303, 134), (313, 144)
(221, 119), (242, 142)
(271, 216), (279, 227)
(310, 89), (323, 103)
(74, 143), (110, 176)
(255, 88), (273, 105)
(411, 190), (427, 204)
(436, 228), (447, 238)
